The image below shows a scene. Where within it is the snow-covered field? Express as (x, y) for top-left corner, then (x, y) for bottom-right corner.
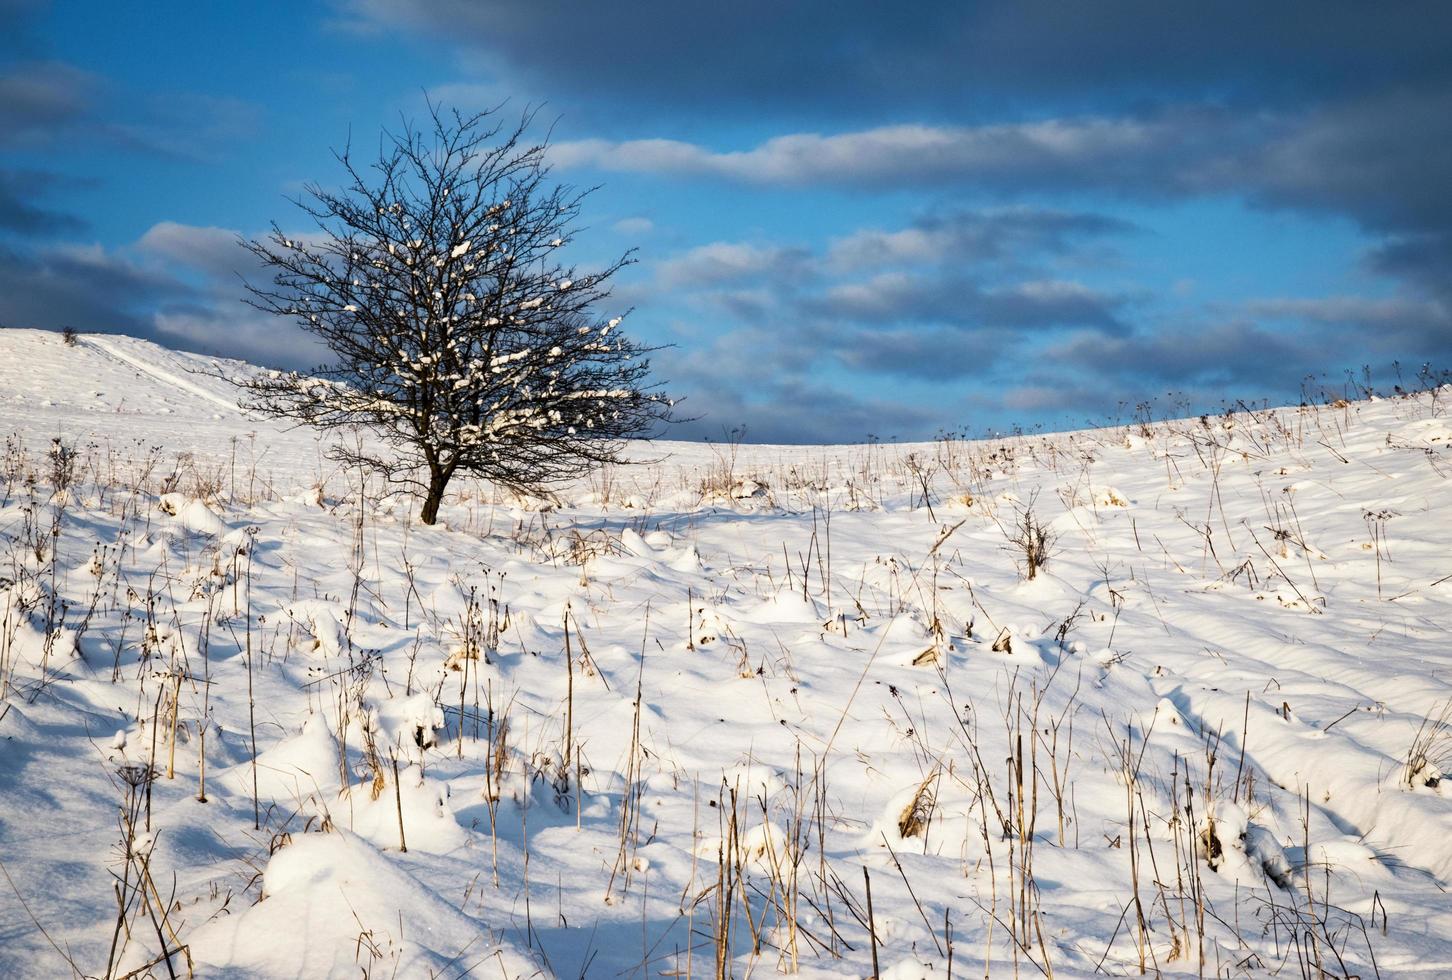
(2, 327), (1451, 979)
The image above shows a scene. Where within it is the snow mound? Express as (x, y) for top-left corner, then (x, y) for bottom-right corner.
(158, 493), (228, 536)
(189, 830), (535, 978)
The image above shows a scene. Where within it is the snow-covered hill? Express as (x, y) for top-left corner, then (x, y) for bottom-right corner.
(2, 328), (1451, 978)
(2, 329), (250, 434)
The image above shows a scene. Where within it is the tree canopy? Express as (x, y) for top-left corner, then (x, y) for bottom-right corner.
(237, 105), (672, 523)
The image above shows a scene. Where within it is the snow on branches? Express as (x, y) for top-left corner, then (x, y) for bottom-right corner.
(234, 103), (671, 524)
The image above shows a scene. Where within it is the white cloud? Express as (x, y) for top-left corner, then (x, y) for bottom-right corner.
(137, 221), (243, 279)
(655, 241), (805, 288)
(826, 226), (940, 269)
(550, 117), (1173, 187)
(612, 216), (655, 236)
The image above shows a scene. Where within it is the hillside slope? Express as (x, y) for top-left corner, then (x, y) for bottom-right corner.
(2, 329), (1451, 978)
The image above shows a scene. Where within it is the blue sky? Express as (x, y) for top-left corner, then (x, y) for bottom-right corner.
(2, 1), (1449, 442)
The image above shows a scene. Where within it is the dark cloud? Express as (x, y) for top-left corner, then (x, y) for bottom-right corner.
(1043, 296), (1452, 401)
(827, 208), (1137, 272)
(0, 242), (187, 336)
(1046, 321), (1310, 388)
(661, 339), (946, 444)
(653, 315), (995, 442)
(0, 231), (323, 370)
(807, 274), (1128, 333)
(827, 325), (1011, 382)
(989, 325), (1327, 423)
(1366, 233), (1452, 307)
(0, 169), (87, 235)
(341, 1), (1452, 122)
(1240, 296), (1452, 373)
(1239, 86), (1452, 233)
(0, 61), (96, 147)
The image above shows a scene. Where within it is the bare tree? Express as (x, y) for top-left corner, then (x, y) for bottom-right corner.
(236, 104), (671, 524)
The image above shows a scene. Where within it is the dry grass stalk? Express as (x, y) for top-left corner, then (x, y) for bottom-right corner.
(897, 769), (938, 840)
(1405, 698), (1452, 787)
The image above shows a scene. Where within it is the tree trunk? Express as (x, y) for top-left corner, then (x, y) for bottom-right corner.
(419, 468), (449, 525)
